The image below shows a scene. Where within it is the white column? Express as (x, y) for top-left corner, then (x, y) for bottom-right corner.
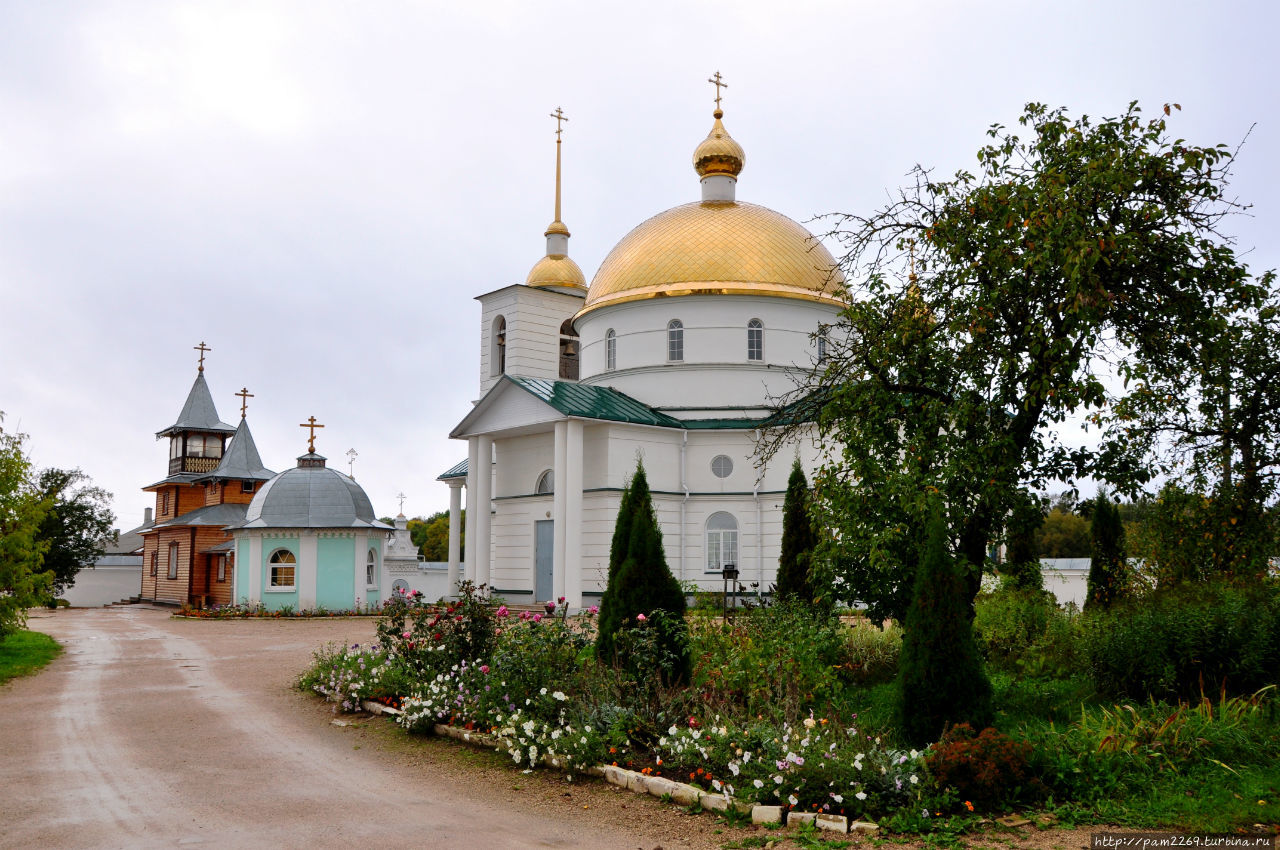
(552, 420), (568, 603)
(247, 535), (262, 603)
(446, 478), (463, 598)
(564, 419), (584, 610)
(354, 533), (368, 606)
(464, 437), (479, 585)
(299, 532), (318, 609)
(475, 435), (493, 589)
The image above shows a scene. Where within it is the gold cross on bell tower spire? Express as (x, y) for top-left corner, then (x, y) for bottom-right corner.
(550, 107), (568, 140)
(707, 71), (728, 112)
(550, 107), (568, 226)
(194, 341), (211, 372)
(235, 387), (254, 419)
(299, 416), (324, 453)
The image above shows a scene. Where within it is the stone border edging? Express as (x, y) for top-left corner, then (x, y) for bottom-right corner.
(357, 699), (879, 835)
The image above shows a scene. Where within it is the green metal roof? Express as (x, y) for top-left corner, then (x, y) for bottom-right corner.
(507, 376), (685, 428)
(437, 458), (468, 480)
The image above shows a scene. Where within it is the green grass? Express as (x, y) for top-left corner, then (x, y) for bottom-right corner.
(0, 630), (61, 684)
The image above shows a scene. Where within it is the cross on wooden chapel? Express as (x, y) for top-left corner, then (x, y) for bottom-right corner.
(300, 416), (324, 453)
(194, 341), (211, 372)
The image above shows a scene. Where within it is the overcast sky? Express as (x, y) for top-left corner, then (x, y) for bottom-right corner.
(1, 0), (1276, 531)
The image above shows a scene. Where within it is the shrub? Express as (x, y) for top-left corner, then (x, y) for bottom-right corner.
(376, 580), (496, 678)
(1081, 580), (1280, 700)
(973, 586), (1073, 673)
(1086, 493), (1127, 610)
(925, 724), (1045, 812)
(595, 461), (689, 684)
(776, 460), (817, 603)
(896, 505), (993, 746)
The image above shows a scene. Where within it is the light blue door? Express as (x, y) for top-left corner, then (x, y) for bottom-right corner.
(534, 520), (554, 603)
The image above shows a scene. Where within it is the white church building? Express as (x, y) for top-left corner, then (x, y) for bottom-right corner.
(440, 86), (845, 610)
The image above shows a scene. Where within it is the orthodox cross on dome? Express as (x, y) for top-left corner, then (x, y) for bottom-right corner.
(194, 341), (211, 373)
(396, 491), (406, 514)
(299, 416), (324, 453)
(235, 387), (254, 418)
(550, 107), (568, 140)
(707, 71), (728, 111)
(907, 238), (918, 283)
(347, 447), (358, 477)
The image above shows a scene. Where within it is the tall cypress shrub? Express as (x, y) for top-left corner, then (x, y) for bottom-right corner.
(776, 460), (817, 602)
(896, 504), (993, 747)
(595, 461), (690, 682)
(1004, 491), (1045, 591)
(1087, 494), (1127, 610)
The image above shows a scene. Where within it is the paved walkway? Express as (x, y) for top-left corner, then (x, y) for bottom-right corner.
(0, 607), (698, 849)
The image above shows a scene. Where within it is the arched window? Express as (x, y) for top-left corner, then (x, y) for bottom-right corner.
(492, 316), (507, 377)
(269, 549), (296, 589)
(558, 318), (579, 380)
(366, 548), (378, 589)
(705, 512), (739, 574)
(667, 320), (684, 362)
(605, 329), (616, 371)
(535, 469), (554, 495)
(747, 319), (763, 361)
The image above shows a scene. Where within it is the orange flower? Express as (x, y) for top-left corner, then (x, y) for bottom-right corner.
(964, 801), (974, 812)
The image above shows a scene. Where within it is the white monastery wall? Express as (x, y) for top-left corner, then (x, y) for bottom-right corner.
(494, 432), (554, 497)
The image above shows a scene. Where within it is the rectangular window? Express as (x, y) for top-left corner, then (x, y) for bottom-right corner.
(167, 542), (179, 580)
(270, 566), (295, 588)
(150, 552), (158, 576)
(241, 481), (255, 494)
(216, 556), (226, 583)
(706, 530), (738, 573)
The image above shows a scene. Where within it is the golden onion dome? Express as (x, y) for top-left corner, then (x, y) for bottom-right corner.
(693, 109), (745, 178)
(578, 201), (846, 317)
(526, 253), (587, 290)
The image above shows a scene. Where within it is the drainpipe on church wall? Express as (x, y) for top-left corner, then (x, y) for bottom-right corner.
(755, 481), (763, 596)
(679, 431), (688, 581)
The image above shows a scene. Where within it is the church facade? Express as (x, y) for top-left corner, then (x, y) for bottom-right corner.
(443, 86), (844, 610)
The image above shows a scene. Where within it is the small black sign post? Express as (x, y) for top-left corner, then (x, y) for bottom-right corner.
(721, 564), (739, 622)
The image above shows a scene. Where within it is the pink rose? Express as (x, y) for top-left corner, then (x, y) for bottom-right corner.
(636, 613), (647, 622)
(480, 665), (490, 674)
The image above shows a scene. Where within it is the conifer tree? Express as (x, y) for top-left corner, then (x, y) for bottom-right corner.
(1003, 490), (1045, 591)
(1086, 493), (1127, 610)
(776, 459), (817, 602)
(594, 461), (690, 683)
(896, 503), (993, 746)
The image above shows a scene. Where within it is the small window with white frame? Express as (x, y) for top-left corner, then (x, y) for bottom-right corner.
(167, 541), (179, 580)
(667, 320), (684, 362)
(606, 328), (617, 371)
(705, 512), (739, 574)
(269, 549), (296, 589)
(747, 319), (763, 361)
(366, 548), (378, 589)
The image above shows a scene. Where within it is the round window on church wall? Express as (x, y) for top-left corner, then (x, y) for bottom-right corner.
(711, 455), (733, 479)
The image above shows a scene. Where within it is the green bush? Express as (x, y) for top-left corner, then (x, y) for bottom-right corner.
(974, 587), (1075, 673)
(1081, 580), (1280, 701)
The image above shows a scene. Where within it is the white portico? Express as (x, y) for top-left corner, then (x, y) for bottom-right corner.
(441, 82), (845, 610)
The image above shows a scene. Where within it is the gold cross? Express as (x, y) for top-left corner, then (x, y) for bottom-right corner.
(550, 107), (568, 140)
(299, 416), (324, 453)
(907, 238), (918, 281)
(235, 387), (254, 418)
(194, 341), (211, 372)
(707, 71), (728, 111)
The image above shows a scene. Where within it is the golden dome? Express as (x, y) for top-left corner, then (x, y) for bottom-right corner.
(526, 253), (587, 290)
(545, 219), (570, 236)
(578, 201), (846, 317)
(693, 109), (745, 178)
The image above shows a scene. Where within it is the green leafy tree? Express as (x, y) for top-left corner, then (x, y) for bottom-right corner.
(410, 510), (464, 562)
(594, 461), (689, 683)
(1002, 489), (1045, 590)
(896, 503), (993, 746)
(767, 102), (1260, 620)
(1132, 483), (1274, 586)
(1086, 493), (1127, 609)
(775, 460), (817, 602)
(33, 468), (115, 597)
(1036, 507), (1091, 558)
(0, 416), (53, 641)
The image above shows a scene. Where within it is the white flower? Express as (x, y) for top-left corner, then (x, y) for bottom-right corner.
(856, 791), (867, 801)
(743, 751), (751, 763)
(753, 779), (764, 789)
(712, 779), (722, 791)
(690, 729), (701, 740)
(788, 795), (798, 806)
(833, 794), (843, 803)
(540, 687), (548, 695)
(803, 717), (816, 729)
(728, 761), (740, 776)
(909, 749), (919, 759)
(909, 774), (919, 784)
(552, 691), (567, 701)
(773, 775), (784, 785)
(668, 725), (678, 736)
